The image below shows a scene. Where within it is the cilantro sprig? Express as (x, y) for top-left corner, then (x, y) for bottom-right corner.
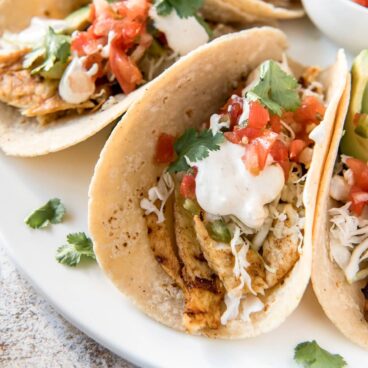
(168, 128), (224, 173)
(25, 198), (65, 229)
(294, 341), (347, 368)
(155, 0), (203, 18)
(31, 27), (71, 79)
(247, 60), (301, 116)
(56, 232), (96, 267)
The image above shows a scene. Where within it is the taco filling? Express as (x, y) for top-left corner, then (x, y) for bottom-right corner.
(325, 50), (368, 321)
(140, 59), (326, 332)
(0, 0), (231, 124)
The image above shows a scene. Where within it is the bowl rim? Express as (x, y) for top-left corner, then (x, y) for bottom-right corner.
(340, 0), (368, 13)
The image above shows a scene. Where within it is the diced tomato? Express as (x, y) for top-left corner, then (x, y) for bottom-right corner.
(155, 133), (175, 164)
(229, 100), (243, 129)
(180, 174), (196, 199)
(294, 96), (325, 125)
(242, 131), (278, 175)
(270, 114), (282, 133)
(270, 140), (288, 162)
(350, 186), (368, 216)
(289, 139), (307, 162)
(243, 143), (261, 175)
(281, 111), (295, 125)
(248, 100), (270, 129)
(270, 139), (290, 178)
(220, 95), (243, 129)
(345, 157), (368, 192)
(71, 28), (106, 56)
(224, 126), (262, 144)
(109, 43), (143, 93)
(71, 0), (150, 94)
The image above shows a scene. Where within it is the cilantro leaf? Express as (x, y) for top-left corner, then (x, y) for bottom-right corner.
(168, 128), (224, 173)
(56, 232), (95, 267)
(155, 0), (173, 16)
(248, 60), (301, 116)
(294, 341), (347, 368)
(25, 198), (65, 229)
(31, 27), (71, 79)
(154, 0), (203, 18)
(194, 15), (212, 37)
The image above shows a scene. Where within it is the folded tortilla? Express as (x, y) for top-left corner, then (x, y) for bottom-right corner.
(221, 0), (304, 20)
(88, 27), (347, 337)
(0, 0), (253, 157)
(311, 75), (368, 349)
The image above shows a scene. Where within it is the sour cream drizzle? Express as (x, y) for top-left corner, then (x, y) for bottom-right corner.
(193, 140), (285, 229)
(59, 57), (96, 104)
(149, 6), (209, 56)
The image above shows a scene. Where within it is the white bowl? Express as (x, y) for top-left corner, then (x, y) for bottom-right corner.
(302, 0), (368, 54)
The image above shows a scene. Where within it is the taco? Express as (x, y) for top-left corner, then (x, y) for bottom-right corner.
(312, 50), (368, 349)
(0, 0), (249, 157)
(88, 27), (348, 337)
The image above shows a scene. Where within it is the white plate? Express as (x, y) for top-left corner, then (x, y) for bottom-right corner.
(0, 18), (365, 368)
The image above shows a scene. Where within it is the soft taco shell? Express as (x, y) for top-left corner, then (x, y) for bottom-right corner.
(222, 0), (304, 20)
(0, 90), (146, 157)
(312, 76), (368, 349)
(88, 27), (348, 338)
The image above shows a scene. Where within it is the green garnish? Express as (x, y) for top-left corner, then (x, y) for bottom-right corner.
(247, 60), (301, 116)
(155, 0), (203, 18)
(147, 38), (166, 58)
(168, 128), (224, 173)
(194, 14), (213, 37)
(183, 198), (201, 215)
(341, 50), (368, 160)
(25, 198), (65, 229)
(56, 232), (96, 267)
(31, 27), (71, 79)
(354, 113), (368, 138)
(294, 341), (347, 368)
(207, 220), (231, 243)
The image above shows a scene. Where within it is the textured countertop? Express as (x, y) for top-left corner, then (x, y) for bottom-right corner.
(0, 246), (135, 368)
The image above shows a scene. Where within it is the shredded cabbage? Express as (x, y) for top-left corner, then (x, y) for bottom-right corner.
(140, 172), (174, 223)
(221, 226), (258, 325)
(239, 295), (264, 322)
(209, 114), (229, 135)
(329, 202), (368, 283)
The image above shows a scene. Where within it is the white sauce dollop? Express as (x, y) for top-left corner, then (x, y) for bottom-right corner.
(149, 6), (209, 56)
(193, 141), (285, 229)
(59, 57), (96, 104)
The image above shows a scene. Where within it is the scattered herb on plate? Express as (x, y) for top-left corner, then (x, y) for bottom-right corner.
(294, 340), (347, 368)
(56, 232), (95, 267)
(25, 198), (65, 229)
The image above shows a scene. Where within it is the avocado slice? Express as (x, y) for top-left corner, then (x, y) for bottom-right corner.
(340, 50), (368, 161)
(64, 6), (91, 33)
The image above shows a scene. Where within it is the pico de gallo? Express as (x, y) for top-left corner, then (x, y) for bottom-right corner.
(0, 0), (218, 123)
(140, 58), (327, 331)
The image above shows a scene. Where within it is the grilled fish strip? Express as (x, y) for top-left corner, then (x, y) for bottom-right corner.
(174, 187), (224, 331)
